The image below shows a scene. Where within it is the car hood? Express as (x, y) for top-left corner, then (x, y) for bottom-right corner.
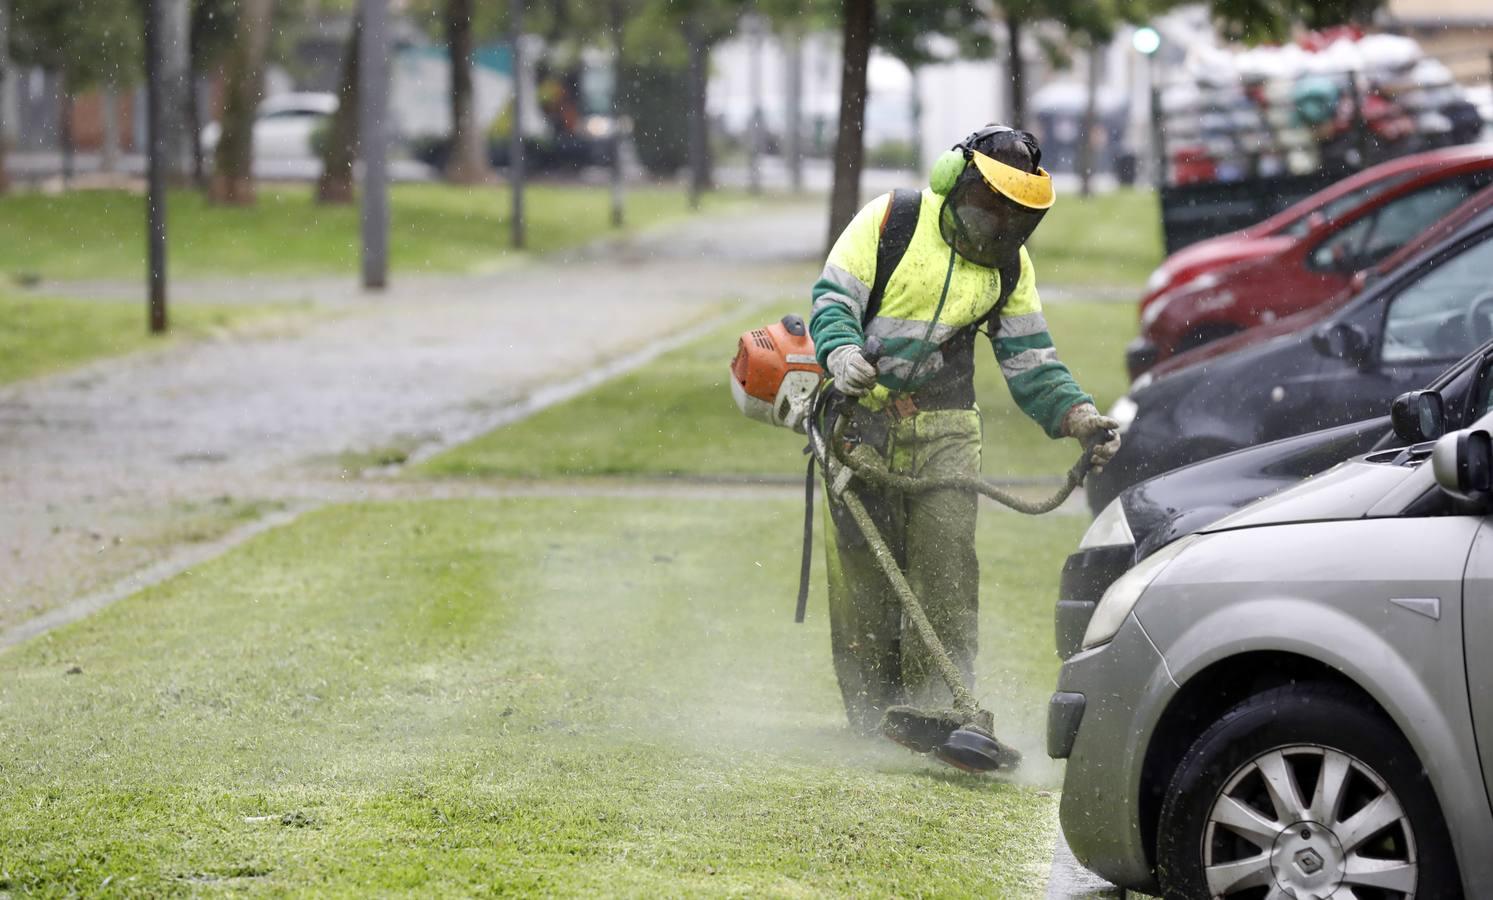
(1122, 417), (1389, 558)
(1200, 451), (1421, 533)
(1145, 235), (1294, 302)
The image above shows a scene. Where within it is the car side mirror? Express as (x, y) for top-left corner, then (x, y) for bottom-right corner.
(1432, 429), (1493, 506)
(1390, 390), (1445, 443)
(1312, 322), (1371, 367)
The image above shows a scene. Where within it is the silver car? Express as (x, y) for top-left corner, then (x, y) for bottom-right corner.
(1051, 405), (1493, 898)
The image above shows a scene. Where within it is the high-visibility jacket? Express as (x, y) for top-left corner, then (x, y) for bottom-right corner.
(809, 188), (1090, 438)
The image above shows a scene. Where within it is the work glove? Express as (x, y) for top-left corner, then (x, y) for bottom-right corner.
(1062, 402), (1122, 473)
(826, 344), (879, 397)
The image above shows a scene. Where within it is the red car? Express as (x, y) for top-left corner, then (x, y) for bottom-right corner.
(1136, 182), (1493, 384)
(1129, 143), (1493, 379)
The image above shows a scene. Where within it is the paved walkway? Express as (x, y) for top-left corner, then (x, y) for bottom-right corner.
(0, 202), (822, 631)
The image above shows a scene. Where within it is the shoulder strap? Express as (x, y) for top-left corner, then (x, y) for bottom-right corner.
(863, 188), (922, 327)
(979, 253), (1025, 336)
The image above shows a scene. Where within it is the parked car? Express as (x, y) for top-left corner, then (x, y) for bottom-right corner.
(1138, 143), (1493, 313)
(1065, 336), (1493, 665)
(1091, 195), (1493, 514)
(1050, 394), (1493, 896)
(1134, 183), (1493, 386)
(1130, 144), (1493, 377)
(201, 92), (337, 160)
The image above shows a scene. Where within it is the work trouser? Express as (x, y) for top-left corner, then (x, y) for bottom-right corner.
(824, 406), (982, 734)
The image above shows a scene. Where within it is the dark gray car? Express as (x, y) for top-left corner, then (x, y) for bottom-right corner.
(1089, 201), (1493, 515)
(1051, 408), (1493, 897)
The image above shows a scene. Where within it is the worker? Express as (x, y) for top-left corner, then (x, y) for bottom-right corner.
(809, 124), (1120, 761)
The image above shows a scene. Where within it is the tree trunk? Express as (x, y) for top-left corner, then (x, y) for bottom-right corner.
(188, 75), (206, 188)
(0, 0), (10, 195)
(784, 28), (803, 194)
(101, 87), (121, 173)
(1004, 11), (1025, 129)
(508, 0), (525, 248)
(59, 91), (74, 186)
(444, 0), (488, 183)
(317, 12), (361, 204)
(908, 65), (922, 173)
(160, 0), (193, 182)
(209, 0), (275, 205)
(1077, 41), (1102, 197)
(608, 0), (623, 227)
(826, 0), (874, 250)
(685, 20), (710, 211)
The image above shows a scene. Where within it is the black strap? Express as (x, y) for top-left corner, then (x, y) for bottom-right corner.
(795, 454), (815, 623)
(977, 253), (1024, 337)
(863, 188), (922, 327)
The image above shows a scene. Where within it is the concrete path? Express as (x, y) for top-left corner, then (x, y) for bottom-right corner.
(0, 202), (824, 631)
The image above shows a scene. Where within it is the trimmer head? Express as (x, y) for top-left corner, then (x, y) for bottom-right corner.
(880, 706), (1021, 773)
(934, 726), (1023, 773)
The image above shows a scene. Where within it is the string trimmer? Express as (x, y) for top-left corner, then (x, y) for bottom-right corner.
(730, 314), (1109, 773)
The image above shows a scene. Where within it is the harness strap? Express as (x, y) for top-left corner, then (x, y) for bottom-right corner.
(795, 454), (815, 624)
(864, 188), (922, 328)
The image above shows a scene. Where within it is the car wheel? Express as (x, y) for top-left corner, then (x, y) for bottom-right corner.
(1156, 683), (1461, 900)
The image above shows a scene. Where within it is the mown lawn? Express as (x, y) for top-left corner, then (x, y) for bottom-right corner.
(419, 298), (1136, 481)
(0, 183), (763, 282)
(0, 498), (1080, 896)
(1026, 188), (1163, 288)
(0, 292), (301, 386)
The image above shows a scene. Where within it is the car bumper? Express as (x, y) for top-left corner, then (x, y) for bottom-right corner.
(1125, 337), (1158, 381)
(1052, 613), (1174, 893)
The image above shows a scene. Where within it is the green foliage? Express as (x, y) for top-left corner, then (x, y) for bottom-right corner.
(619, 64), (692, 176)
(1209, 0), (1385, 44)
(876, 0), (990, 69)
(9, 0), (141, 90)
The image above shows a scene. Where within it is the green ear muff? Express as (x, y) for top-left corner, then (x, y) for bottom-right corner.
(929, 149), (967, 195)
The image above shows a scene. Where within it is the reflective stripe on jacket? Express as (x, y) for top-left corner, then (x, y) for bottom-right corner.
(809, 188), (1090, 438)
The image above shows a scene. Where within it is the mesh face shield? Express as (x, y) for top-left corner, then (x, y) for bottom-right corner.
(938, 149), (1054, 269)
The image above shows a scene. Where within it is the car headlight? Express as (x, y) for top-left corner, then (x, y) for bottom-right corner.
(1081, 534), (1199, 650)
(1146, 267), (1171, 294)
(1140, 294), (1171, 328)
(1108, 396), (1139, 435)
(1080, 498), (1135, 550)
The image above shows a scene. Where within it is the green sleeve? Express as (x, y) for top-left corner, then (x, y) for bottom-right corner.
(990, 248), (1092, 438)
(809, 194), (889, 368)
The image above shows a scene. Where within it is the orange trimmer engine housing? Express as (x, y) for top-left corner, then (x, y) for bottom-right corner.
(730, 314), (824, 432)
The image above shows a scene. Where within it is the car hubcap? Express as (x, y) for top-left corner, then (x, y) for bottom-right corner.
(1201, 744), (1417, 899)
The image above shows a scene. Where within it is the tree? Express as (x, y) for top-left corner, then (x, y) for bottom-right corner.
(11, 0), (141, 183)
(444, 0), (490, 183)
(876, 0), (988, 173)
(826, 0), (874, 248)
(1210, 0), (1384, 44)
(209, 0), (275, 204)
(317, 10), (360, 204)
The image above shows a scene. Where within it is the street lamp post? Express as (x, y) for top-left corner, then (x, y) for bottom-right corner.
(359, 0), (390, 290)
(143, 0), (169, 333)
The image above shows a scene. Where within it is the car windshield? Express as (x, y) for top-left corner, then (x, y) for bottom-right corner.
(1279, 171), (1417, 237)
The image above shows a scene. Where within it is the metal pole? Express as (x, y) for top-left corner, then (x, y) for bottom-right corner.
(784, 29), (802, 194)
(608, 0), (623, 228)
(143, 0), (168, 333)
(509, 0), (525, 249)
(747, 16), (762, 195)
(359, 0), (389, 289)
